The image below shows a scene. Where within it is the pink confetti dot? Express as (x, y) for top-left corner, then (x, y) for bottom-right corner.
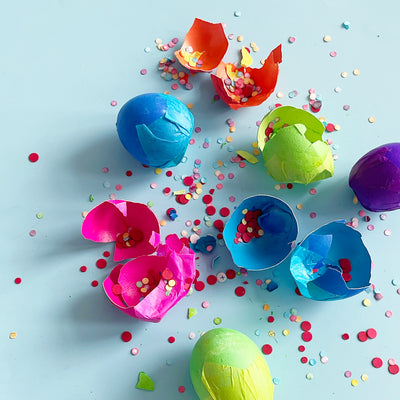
(178, 386), (185, 393)
(202, 301), (209, 308)
(310, 212), (317, 218)
(140, 69), (147, 75)
(343, 105), (350, 111)
(189, 139), (195, 145)
(289, 315), (297, 321)
(216, 183), (223, 190)
(358, 210), (366, 217)
(110, 100), (117, 106)
(389, 358), (397, 366)
(131, 348), (139, 355)
(386, 310), (393, 318)
(102, 167), (109, 173)
(115, 184), (122, 191)
(239, 161), (246, 168)
(228, 33), (234, 40)
(150, 182), (158, 189)
(309, 188), (317, 195)
(229, 196), (236, 202)
(29, 230), (36, 237)
(288, 36), (296, 43)
(367, 224), (375, 231)
(344, 371), (352, 378)
(171, 83), (179, 90)
(109, 193), (117, 200)
(330, 51), (337, 57)
(384, 229), (392, 236)
(195, 127), (201, 133)
(228, 173), (234, 179)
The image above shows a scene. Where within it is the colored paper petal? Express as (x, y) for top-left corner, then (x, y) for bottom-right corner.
(175, 18), (228, 72)
(190, 328), (274, 400)
(290, 221), (371, 301)
(210, 45), (282, 110)
(103, 234), (196, 322)
(136, 371), (154, 391)
(223, 195), (298, 271)
(117, 93), (194, 168)
(349, 142), (400, 211)
(257, 106), (334, 184)
(82, 200), (160, 262)
(240, 46), (253, 68)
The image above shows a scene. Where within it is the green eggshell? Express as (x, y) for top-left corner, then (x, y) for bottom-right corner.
(190, 328), (274, 400)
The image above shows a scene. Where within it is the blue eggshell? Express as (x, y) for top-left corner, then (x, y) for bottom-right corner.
(116, 93), (194, 167)
(223, 195), (298, 271)
(290, 221), (371, 301)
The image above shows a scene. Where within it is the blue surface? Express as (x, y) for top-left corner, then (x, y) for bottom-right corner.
(2, 1), (400, 399)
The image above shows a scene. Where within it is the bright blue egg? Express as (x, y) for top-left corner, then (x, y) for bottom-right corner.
(117, 93), (194, 167)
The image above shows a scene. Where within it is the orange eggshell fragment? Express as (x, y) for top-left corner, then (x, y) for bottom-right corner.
(211, 45), (282, 110)
(175, 18), (228, 72)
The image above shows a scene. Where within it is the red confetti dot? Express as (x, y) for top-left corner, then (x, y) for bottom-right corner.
(357, 331), (368, 342)
(302, 331), (313, 342)
(267, 316), (275, 323)
(262, 344), (273, 355)
(112, 284), (123, 295)
(372, 357), (383, 368)
(342, 272), (352, 282)
(226, 269), (236, 279)
(339, 258), (352, 273)
(80, 266), (87, 272)
(14, 277), (22, 284)
(126, 170), (133, 176)
(202, 194), (213, 204)
(389, 364), (400, 375)
(91, 280), (99, 287)
(207, 275), (218, 285)
(287, 183), (293, 189)
(235, 286), (246, 297)
(96, 258), (107, 269)
(301, 356), (308, 364)
(183, 176), (194, 186)
(366, 328), (377, 339)
(178, 386), (186, 393)
(195, 269), (200, 280)
(28, 152), (39, 162)
(301, 321), (312, 331)
(206, 205), (216, 216)
(220, 207), (230, 217)
(103, 251), (110, 257)
(213, 219), (224, 230)
(295, 287), (302, 296)
(168, 336), (176, 343)
(325, 123), (335, 132)
(342, 333), (349, 340)
(217, 233), (223, 240)
(194, 281), (205, 291)
(298, 345), (306, 352)
(194, 219), (201, 226)
(121, 331), (132, 342)
(209, 189), (215, 195)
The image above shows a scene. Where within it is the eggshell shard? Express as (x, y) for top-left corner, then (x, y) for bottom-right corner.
(116, 93), (194, 168)
(211, 45), (282, 110)
(175, 18), (228, 72)
(257, 106), (334, 184)
(223, 195), (298, 271)
(349, 142), (400, 211)
(190, 328), (274, 400)
(290, 221), (371, 301)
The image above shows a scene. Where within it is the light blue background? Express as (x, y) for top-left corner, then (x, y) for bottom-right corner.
(2, 1), (400, 399)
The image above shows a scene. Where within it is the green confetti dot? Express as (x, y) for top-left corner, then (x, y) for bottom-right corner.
(36, 212), (43, 219)
(89, 194), (94, 202)
(147, 201), (154, 207)
(306, 372), (314, 380)
(213, 317), (222, 325)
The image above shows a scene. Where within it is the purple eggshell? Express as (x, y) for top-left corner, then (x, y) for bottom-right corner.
(349, 143), (400, 211)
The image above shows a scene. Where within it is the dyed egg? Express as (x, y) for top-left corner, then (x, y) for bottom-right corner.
(190, 328), (274, 400)
(349, 143), (400, 211)
(116, 93), (194, 168)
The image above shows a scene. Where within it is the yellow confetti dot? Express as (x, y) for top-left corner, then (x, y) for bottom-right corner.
(229, 126), (236, 133)
(163, 91), (170, 95)
(268, 330), (275, 337)
(334, 124), (341, 131)
(226, 136), (233, 142)
(253, 149), (260, 156)
(155, 38), (162, 44)
(323, 35), (332, 42)
(217, 160), (223, 167)
(195, 188), (202, 195)
(361, 374), (368, 382)
(274, 184), (281, 191)
(341, 71), (348, 78)
(353, 195), (359, 204)
(181, 230), (188, 237)
(9, 332), (17, 339)
(319, 116), (326, 122)
(237, 35), (244, 42)
(160, 220), (166, 226)
(82, 211), (89, 218)
(295, 315), (302, 323)
(187, 103), (193, 109)
(297, 203), (303, 210)
(250, 42), (257, 48)
(368, 116), (375, 123)
(252, 142), (258, 148)
(362, 298), (371, 307)
(196, 182), (203, 189)
(351, 379), (358, 387)
(282, 329), (290, 336)
(192, 193), (199, 200)
(185, 193), (192, 200)
(260, 59), (265, 65)
(155, 168), (162, 175)
(252, 46), (259, 52)
(242, 208), (248, 214)
(353, 69), (360, 76)
(213, 317), (222, 325)
(263, 304), (270, 311)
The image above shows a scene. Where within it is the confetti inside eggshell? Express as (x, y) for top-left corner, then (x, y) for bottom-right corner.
(175, 18), (228, 72)
(290, 221), (371, 301)
(349, 143), (400, 211)
(103, 234), (196, 322)
(257, 106), (334, 184)
(190, 328), (274, 400)
(223, 195), (298, 271)
(82, 200), (160, 262)
(211, 45), (282, 110)
(116, 93), (194, 168)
